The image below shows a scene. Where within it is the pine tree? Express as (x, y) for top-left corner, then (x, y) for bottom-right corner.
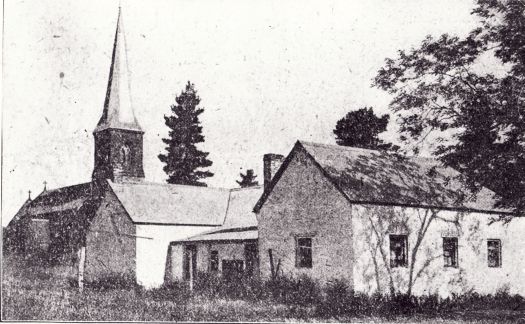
(236, 169), (259, 188)
(158, 82), (213, 186)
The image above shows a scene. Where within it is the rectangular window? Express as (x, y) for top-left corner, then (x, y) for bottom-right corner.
(390, 235), (408, 268)
(183, 245), (197, 281)
(210, 250), (219, 272)
(443, 237), (458, 268)
(487, 239), (502, 268)
(296, 237), (312, 268)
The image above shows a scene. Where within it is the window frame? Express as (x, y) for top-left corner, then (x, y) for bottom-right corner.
(389, 234), (408, 268)
(210, 250), (219, 272)
(120, 145), (131, 165)
(442, 237), (459, 268)
(295, 236), (313, 269)
(487, 239), (502, 268)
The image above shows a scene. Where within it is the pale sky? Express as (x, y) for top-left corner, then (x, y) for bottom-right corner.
(2, 0), (477, 225)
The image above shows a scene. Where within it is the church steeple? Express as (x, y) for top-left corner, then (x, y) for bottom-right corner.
(95, 7), (142, 133)
(92, 8), (145, 183)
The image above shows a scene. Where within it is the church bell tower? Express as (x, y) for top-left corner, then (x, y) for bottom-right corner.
(92, 8), (145, 183)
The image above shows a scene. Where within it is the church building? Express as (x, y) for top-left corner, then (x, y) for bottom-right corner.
(5, 8), (260, 288)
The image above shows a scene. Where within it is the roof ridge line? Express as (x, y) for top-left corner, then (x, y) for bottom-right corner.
(229, 185), (263, 192)
(109, 180), (231, 191)
(298, 140), (439, 162)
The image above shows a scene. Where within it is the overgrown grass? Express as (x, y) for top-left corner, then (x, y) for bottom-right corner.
(2, 253), (524, 322)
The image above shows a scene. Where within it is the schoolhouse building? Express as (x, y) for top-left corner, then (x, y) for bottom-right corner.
(171, 141), (524, 297)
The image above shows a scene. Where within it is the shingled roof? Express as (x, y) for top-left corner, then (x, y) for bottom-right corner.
(221, 186), (261, 230)
(255, 141), (507, 214)
(171, 186), (262, 243)
(175, 228), (258, 243)
(29, 182), (95, 216)
(108, 182), (260, 226)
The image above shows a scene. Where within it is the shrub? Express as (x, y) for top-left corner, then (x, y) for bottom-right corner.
(317, 279), (353, 317)
(193, 272), (266, 301)
(144, 280), (191, 302)
(86, 273), (137, 290)
(265, 274), (322, 306)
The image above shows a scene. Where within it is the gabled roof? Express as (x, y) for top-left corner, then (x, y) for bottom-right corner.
(29, 182), (94, 215)
(108, 181), (232, 225)
(170, 186), (263, 242)
(221, 186), (262, 230)
(254, 141), (508, 214)
(6, 198), (33, 228)
(94, 8), (142, 133)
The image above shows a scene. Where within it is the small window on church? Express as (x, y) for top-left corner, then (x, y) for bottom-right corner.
(120, 145), (131, 165)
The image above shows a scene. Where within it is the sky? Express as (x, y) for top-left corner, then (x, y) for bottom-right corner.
(2, 0), (478, 225)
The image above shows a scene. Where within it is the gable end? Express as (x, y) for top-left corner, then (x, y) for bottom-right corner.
(253, 141), (352, 213)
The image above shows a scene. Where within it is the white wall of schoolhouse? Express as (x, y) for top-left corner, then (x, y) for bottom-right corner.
(352, 204), (525, 297)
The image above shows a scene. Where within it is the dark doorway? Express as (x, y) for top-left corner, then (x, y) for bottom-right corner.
(222, 260), (244, 280)
(244, 242), (258, 277)
(183, 245), (197, 281)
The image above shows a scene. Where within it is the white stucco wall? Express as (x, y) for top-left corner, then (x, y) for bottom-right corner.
(135, 224), (216, 288)
(352, 205), (525, 297)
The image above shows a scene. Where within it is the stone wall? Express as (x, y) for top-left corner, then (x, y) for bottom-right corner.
(84, 188), (136, 282)
(257, 149), (354, 285)
(93, 129), (145, 182)
(26, 219), (51, 252)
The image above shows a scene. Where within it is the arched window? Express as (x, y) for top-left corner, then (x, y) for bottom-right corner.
(120, 145), (131, 166)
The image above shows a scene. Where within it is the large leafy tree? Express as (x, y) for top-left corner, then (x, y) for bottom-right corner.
(374, 0), (525, 213)
(158, 82), (213, 186)
(333, 107), (398, 151)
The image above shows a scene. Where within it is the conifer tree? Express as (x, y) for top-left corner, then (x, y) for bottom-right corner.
(158, 82), (213, 186)
(236, 169), (259, 188)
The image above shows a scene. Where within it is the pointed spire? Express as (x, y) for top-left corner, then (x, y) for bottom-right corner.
(94, 7), (142, 133)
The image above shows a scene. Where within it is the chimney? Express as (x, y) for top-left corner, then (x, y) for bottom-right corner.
(263, 153), (285, 189)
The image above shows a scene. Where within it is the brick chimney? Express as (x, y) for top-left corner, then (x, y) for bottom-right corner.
(263, 153), (285, 189)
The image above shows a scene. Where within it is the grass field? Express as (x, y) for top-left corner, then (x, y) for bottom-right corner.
(2, 254), (524, 322)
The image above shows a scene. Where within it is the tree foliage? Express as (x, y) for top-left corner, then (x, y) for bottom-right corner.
(333, 107), (398, 151)
(158, 82), (213, 186)
(374, 0), (525, 212)
(236, 169), (259, 188)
